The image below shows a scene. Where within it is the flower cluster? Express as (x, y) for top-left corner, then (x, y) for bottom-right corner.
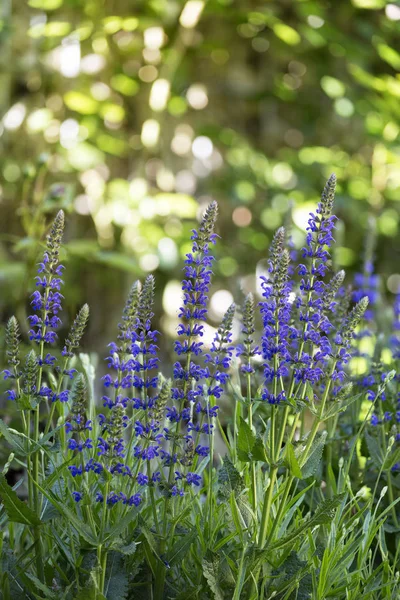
(165, 202), (220, 479)
(28, 210), (64, 349)
(260, 228), (292, 404)
(294, 175), (338, 386)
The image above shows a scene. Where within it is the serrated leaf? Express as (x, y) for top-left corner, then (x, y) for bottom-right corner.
(103, 505), (139, 543)
(286, 442), (302, 479)
(19, 572), (58, 599)
(168, 527), (197, 565)
(0, 420), (60, 457)
(237, 417), (256, 462)
(40, 497), (60, 522)
(322, 393), (362, 419)
(74, 586), (105, 600)
(0, 420), (30, 456)
(305, 382), (316, 413)
(16, 393), (32, 411)
(383, 446), (400, 471)
(51, 527), (76, 568)
(311, 493), (346, 525)
(251, 436), (269, 462)
(268, 493), (346, 552)
(0, 473), (41, 526)
(110, 539), (137, 555)
(365, 429), (384, 469)
(29, 478), (97, 545)
(104, 552), (129, 600)
(301, 432), (327, 478)
(202, 552), (224, 600)
(218, 456), (244, 498)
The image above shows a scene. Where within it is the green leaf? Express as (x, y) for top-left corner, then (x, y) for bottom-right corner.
(103, 506), (139, 543)
(237, 417), (256, 462)
(16, 393), (32, 411)
(218, 456), (244, 498)
(202, 552), (224, 600)
(0, 419), (30, 456)
(322, 393), (362, 419)
(74, 586), (105, 600)
(365, 429), (384, 469)
(0, 473), (41, 526)
(51, 527), (76, 568)
(104, 552), (129, 600)
(110, 539), (137, 556)
(138, 515), (161, 575)
(301, 432), (327, 478)
(286, 442), (302, 479)
(40, 497), (60, 522)
(0, 420), (60, 457)
(168, 528), (197, 565)
(305, 382), (317, 414)
(30, 479), (97, 545)
(269, 493), (346, 552)
(383, 446), (400, 471)
(18, 572), (58, 599)
(251, 436), (269, 462)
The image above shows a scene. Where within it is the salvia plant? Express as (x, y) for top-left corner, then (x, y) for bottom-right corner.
(0, 176), (400, 600)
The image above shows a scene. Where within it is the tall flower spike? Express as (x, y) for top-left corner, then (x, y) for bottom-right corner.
(333, 284), (352, 329)
(46, 210), (65, 266)
(29, 210), (65, 347)
(319, 173), (336, 219)
(194, 201), (218, 252)
(268, 227), (285, 274)
(5, 316), (20, 371)
(66, 373), (91, 433)
(22, 350), (39, 398)
(3, 317), (21, 400)
(150, 378), (171, 422)
(260, 246), (292, 404)
(62, 304), (90, 357)
(203, 302), (236, 399)
(172, 201), (218, 413)
(138, 275), (155, 327)
(333, 297), (369, 381)
(130, 274), (162, 465)
(237, 293), (260, 374)
(323, 270), (345, 313)
(291, 175), (338, 388)
(118, 281), (140, 352)
(98, 400), (128, 463)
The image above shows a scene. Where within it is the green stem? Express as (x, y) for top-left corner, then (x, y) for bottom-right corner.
(98, 481), (109, 595)
(265, 474), (294, 546)
(302, 359), (338, 464)
(33, 406), (44, 581)
(258, 465), (278, 548)
(248, 399), (257, 519)
(386, 471), (399, 527)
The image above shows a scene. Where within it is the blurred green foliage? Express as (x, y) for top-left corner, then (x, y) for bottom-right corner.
(0, 0), (400, 353)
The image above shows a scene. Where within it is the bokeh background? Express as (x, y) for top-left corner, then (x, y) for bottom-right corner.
(0, 0), (400, 366)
